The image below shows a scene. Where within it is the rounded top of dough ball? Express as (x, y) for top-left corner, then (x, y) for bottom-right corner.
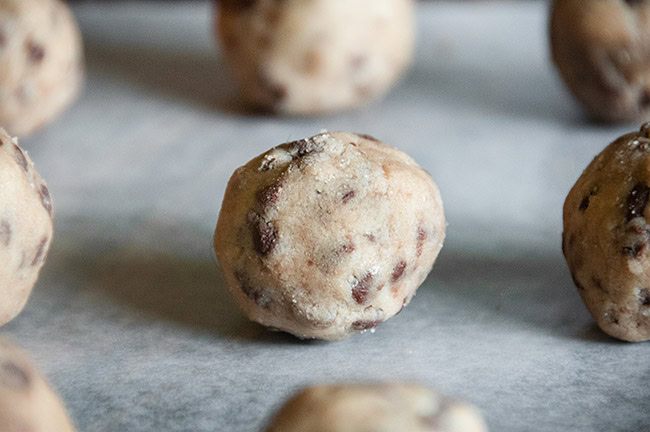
(0, 338), (76, 432)
(214, 132), (445, 340)
(0, 128), (54, 326)
(550, 0), (650, 122)
(265, 383), (488, 432)
(217, 0), (415, 114)
(0, 0), (84, 136)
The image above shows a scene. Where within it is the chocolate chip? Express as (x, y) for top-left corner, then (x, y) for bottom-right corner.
(25, 39), (45, 63)
(39, 185), (52, 217)
(638, 141), (650, 152)
(342, 190), (355, 204)
(0, 30), (5, 48)
(269, 84), (287, 104)
(364, 234), (376, 243)
(606, 310), (619, 325)
(391, 261), (407, 282)
(626, 183), (650, 221)
(0, 220), (10, 247)
(13, 144), (28, 173)
(351, 320), (383, 331)
(355, 133), (380, 142)
(0, 361), (30, 390)
(288, 138), (321, 158)
(339, 242), (355, 254)
(30, 237), (48, 266)
(622, 242), (646, 258)
(416, 226), (427, 257)
(248, 212), (277, 256)
(640, 89), (650, 110)
(234, 271), (271, 308)
(256, 182), (283, 209)
(639, 288), (650, 306)
(220, 0), (257, 11)
(351, 273), (374, 304)
(641, 122), (650, 137)
(0, 138), (3, 146)
(592, 276), (607, 293)
(579, 187), (599, 212)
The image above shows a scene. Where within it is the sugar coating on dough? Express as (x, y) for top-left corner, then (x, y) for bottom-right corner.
(563, 123), (650, 342)
(0, 0), (84, 136)
(214, 132), (445, 340)
(0, 128), (53, 326)
(0, 338), (76, 432)
(550, 0), (650, 122)
(217, 0), (414, 114)
(265, 383), (487, 432)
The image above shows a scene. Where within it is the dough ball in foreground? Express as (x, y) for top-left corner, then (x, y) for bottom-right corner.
(214, 132), (445, 340)
(0, 128), (53, 326)
(550, 0), (650, 122)
(265, 383), (487, 432)
(0, 0), (84, 136)
(216, 0), (414, 114)
(0, 338), (76, 432)
(563, 123), (650, 342)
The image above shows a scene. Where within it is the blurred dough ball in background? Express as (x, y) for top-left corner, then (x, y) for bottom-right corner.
(0, 128), (53, 327)
(216, 0), (415, 114)
(0, 338), (76, 432)
(550, 0), (650, 123)
(265, 383), (488, 432)
(0, 0), (84, 136)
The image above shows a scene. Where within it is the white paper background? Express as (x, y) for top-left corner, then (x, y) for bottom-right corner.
(3, 1), (649, 431)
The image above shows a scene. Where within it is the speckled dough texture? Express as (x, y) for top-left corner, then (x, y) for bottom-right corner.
(214, 132), (445, 340)
(563, 124), (650, 342)
(265, 383), (487, 432)
(550, 0), (650, 122)
(0, 338), (76, 432)
(217, 0), (414, 114)
(0, 0), (84, 136)
(0, 129), (53, 327)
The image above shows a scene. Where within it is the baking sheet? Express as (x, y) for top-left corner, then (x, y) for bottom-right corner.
(3, 1), (649, 431)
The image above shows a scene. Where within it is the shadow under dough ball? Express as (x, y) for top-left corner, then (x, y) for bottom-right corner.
(0, 0), (84, 136)
(216, 0), (415, 114)
(214, 132), (445, 340)
(563, 123), (650, 342)
(0, 338), (76, 432)
(265, 383), (487, 432)
(0, 129), (53, 327)
(550, 0), (650, 122)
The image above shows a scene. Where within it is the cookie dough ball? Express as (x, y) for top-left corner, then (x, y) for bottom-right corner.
(217, 0), (414, 114)
(0, 0), (84, 136)
(265, 383), (487, 432)
(550, 0), (650, 122)
(0, 338), (76, 432)
(0, 129), (53, 326)
(214, 132), (445, 340)
(562, 123), (650, 342)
